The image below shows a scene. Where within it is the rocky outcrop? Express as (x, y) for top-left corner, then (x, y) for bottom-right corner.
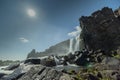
(27, 39), (70, 58)
(18, 65), (73, 80)
(40, 58), (56, 67)
(80, 7), (120, 54)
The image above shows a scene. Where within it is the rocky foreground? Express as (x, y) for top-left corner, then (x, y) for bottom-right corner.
(1, 63), (120, 80)
(0, 65), (73, 80)
(17, 65), (73, 80)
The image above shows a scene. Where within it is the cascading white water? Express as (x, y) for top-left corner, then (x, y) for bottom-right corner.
(69, 38), (74, 53)
(68, 26), (82, 53)
(53, 56), (60, 65)
(75, 34), (80, 51)
(69, 37), (76, 53)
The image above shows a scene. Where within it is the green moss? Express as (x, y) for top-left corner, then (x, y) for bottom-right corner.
(113, 54), (120, 59)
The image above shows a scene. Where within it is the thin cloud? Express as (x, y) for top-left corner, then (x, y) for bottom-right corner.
(19, 37), (29, 43)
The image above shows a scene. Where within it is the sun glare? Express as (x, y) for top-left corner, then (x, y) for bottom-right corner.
(27, 9), (36, 17)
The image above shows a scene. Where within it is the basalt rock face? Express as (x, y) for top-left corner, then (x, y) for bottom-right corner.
(80, 7), (120, 54)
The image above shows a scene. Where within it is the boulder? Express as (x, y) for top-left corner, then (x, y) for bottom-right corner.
(40, 58), (56, 67)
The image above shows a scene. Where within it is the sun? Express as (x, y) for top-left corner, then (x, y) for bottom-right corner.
(27, 9), (36, 17)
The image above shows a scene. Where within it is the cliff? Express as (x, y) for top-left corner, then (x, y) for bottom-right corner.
(27, 39), (70, 58)
(80, 7), (120, 55)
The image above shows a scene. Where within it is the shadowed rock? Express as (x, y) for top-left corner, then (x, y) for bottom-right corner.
(80, 7), (120, 55)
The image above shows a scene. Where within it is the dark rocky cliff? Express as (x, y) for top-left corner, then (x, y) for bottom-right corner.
(80, 7), (120, 55)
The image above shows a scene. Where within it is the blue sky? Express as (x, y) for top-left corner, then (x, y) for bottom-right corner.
(0, 0), (120, 60)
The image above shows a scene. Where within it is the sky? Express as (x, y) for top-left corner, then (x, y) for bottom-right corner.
(0, 0), (120, 60)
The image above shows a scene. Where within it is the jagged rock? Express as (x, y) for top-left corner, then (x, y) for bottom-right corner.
(40, 58), (56, 67)
(60, 73), (74, 80)
(68, 53), (75, 60)
(27, 49), (36, 58)
(80, 7), (120, 55)
(114, 7), (120, 17)
(18, 65), (73, 80)
(4, 63), (20, 70)
(1, 64), (33, 80)
(75, 50), (90, 66)
(0, 73), (6, 79)
(102, 57), (120, 65)
(97, 72), (103, 79)
(18, 65), (46, 80)
(0, 65), (74, 80)
(88, 74), (100, 80)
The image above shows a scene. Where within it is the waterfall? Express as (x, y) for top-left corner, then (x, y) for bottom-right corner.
(69, 34), (80, 53)
(69, 35), (80, 53)
(69, 38), (73, 53)
(75, 34), (80, 51)
(68, 26), (82, 53)
(69, 37), (76, 53)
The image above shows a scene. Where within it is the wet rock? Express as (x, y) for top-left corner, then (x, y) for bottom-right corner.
(40, 58), (56, 67)
(1, 64), (33, 80)
(18, 65), (45, 80)
(114, 7), (120, 17)
(4, 63), (20, 70)
(24, 58), (41, 65)
(97, 72), (103, 79)
(18, 65), (73, 80)
(60, 73), (74, 80)
(88, 74), (100, 80)
(116, 75), (120, 80)
(102, 57), (119, 65)
(68, 53), (75, 60)
(0, 73), (6, 79)
(75, 50), (89, 66)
